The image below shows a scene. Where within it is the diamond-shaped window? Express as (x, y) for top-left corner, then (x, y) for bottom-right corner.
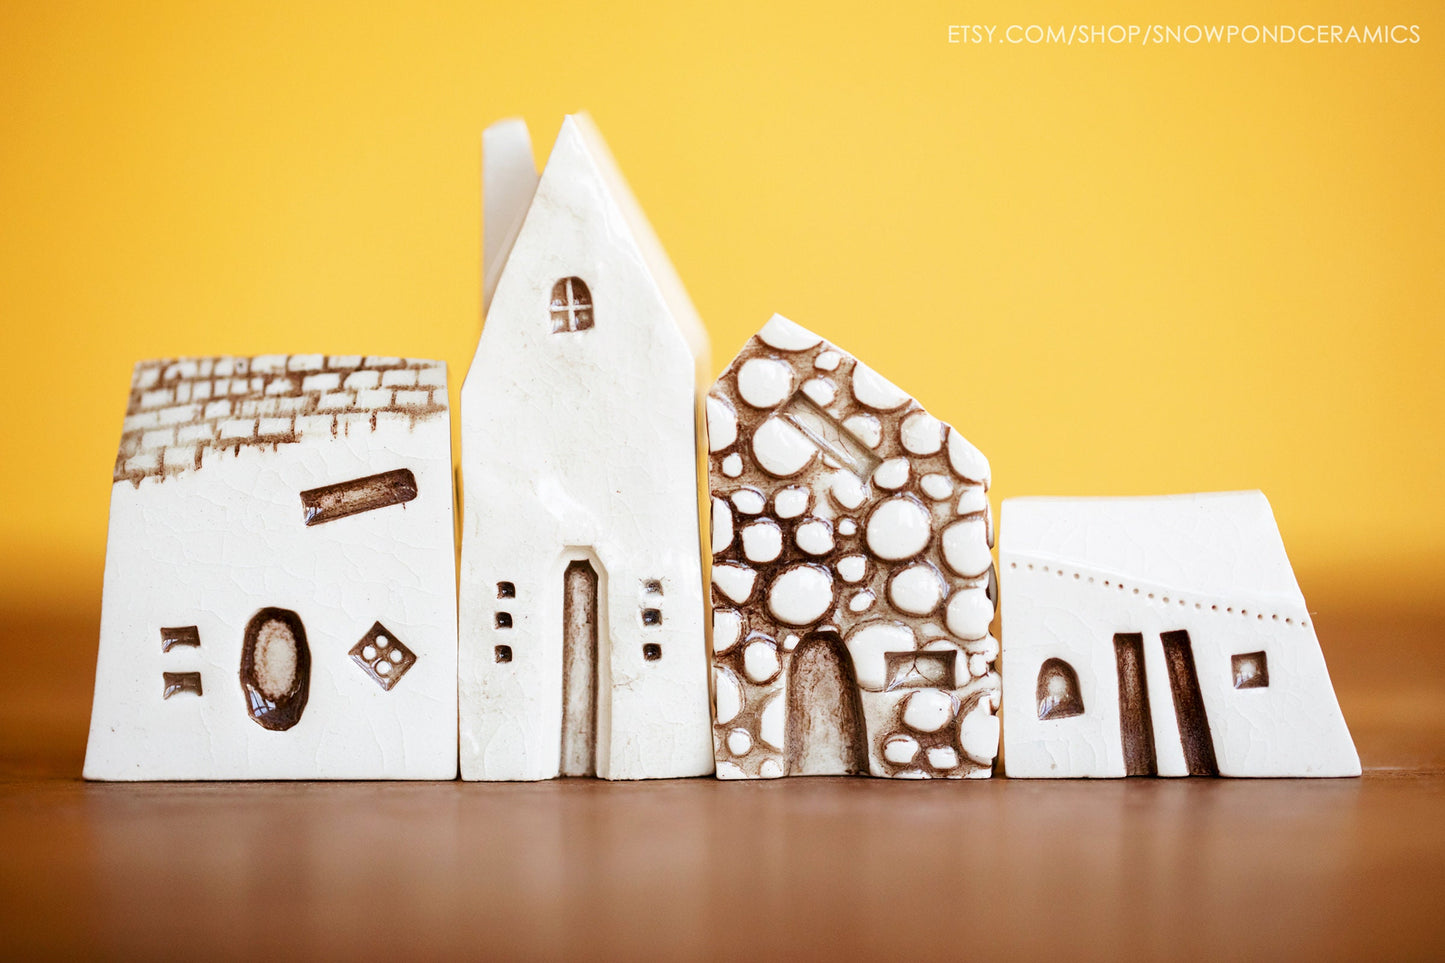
(349, 622), (417, 691)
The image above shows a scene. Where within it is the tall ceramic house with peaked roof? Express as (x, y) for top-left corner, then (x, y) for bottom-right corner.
(458, 115), (714, 781)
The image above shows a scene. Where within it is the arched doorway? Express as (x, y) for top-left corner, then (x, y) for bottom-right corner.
(560, 559), (599, 776)
(785, 631), (868, 776)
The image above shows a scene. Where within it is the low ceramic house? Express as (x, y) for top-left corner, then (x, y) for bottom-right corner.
(83, 354), (458, 780)
(457, 115), (714, 781)
(999, 491), (1360, 778)
(707, 315), (1000, 779)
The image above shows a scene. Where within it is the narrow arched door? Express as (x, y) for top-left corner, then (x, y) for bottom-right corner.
(785, 632), (868, 776)
(560, 559), (599, 776)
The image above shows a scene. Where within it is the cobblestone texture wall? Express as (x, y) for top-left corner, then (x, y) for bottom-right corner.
(708, 316), (1000, 780)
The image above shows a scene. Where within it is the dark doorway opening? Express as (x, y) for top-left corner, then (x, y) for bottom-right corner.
(785, 631), (869, 776)
(1161, 630), (1219, 776)
(560, 559), (600, 776)
(1114, 633), (1158, 776)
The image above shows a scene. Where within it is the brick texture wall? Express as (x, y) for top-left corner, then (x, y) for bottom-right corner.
(115, 355), (448, 486)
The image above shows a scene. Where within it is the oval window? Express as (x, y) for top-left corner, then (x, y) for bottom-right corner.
(240, 607), (311, 731)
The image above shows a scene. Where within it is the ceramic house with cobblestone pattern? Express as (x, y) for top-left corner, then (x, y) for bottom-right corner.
(708, 315), (1000, 779)
(457, 115), (714, 781)
(84, 354), (458, 780)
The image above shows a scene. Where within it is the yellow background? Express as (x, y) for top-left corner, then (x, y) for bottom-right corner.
(1, 1), (1441, 619)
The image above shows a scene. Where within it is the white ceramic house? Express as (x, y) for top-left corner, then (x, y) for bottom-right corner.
(457, 115), (714, 781)
(84, 354), (458, 780)
(1000, 491), (1360, 778)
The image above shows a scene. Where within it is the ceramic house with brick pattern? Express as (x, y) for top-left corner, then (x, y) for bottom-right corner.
(457, 115), (714, 781)
(84, 354), (458, 780)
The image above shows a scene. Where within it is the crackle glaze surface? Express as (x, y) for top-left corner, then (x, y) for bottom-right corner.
(708, 315), (999, 780)
(458, 116), (714, 781)
(84, 355), (458, 780)
(999, 491), (1360, 778)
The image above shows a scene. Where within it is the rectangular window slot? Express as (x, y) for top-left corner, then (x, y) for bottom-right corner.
(1161, 630), (1219, 776)
(495, 612), (513, 629)
(162, 671), (203, 699)
(1114, 633), (1157, 776)
(160, 626), (201, 652)
(497, 581), (515, 599)
(642, 608), (662, 626)
(300, 468), (418, 526)
(780, 392), (882, 479)
(494, 645), (512, 663)
(643, 643), (662, 661)
(643, 579), (663, 595)
(883, 650), (956, 690)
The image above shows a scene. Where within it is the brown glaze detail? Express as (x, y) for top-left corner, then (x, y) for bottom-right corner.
(878, 687), (988, 778)
(496, 581), (515, 599)
(239, 608), (310, 732)
(785, 632), (869, 776)
(1161, 630), (1219, 776)
(1114, 634), (1157, 776)
(549, 277), (594, 333)
(300, 469), (418, 526)
(495, 644), (513, 663)
(885, 650), (957, 690)
(162, 672), (203, 699)
(642, 608), (662, 626)
(348, 622), (418, 691)
(560, 559), (599, 778)
(160, 626), (201, 652)
(1037, 657), (1085, 721)
(779, 391), (882, 479)
(114, 356), (447, 487)
(643, 579), (663, 595)
(1232, 651), (1270, 689)
(495, 612), (513, 629)
(643, 643), (662, 661)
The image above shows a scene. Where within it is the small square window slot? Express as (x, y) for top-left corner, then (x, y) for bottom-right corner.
(495, 645), (512, 663)
(1232, 651), (1269, 689)
(643, 643), (662, 661)
(642, 608), (662, 626)
(497, 581), (515, 599)
(643, 579), (663, 595)
(495, 612), (513, 629)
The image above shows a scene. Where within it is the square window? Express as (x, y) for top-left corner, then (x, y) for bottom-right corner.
(884, 651), (957, 691)
(642, 608), (662, 626)
(643, 643), (662, 661)
(1232, 651), (1269, 689)
(495, 645), (512, 663)
(495, 612), (513, 629)
(497, 581), (515, 599)
(643, 579), (663, 595)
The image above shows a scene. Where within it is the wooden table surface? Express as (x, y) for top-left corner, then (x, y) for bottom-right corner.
(3, 599), (1442, 961)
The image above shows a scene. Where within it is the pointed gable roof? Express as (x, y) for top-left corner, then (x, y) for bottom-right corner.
(479, 114), (708, 369)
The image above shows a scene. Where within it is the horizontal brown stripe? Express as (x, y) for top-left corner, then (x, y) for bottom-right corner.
(160, 626), (200, 652)
(300, 468), (418, 526)
(162, 672), (203, 699)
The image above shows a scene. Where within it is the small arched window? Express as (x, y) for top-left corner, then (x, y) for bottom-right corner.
(1037, 658), (1084, 720)
(550, 277), (594, 333)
